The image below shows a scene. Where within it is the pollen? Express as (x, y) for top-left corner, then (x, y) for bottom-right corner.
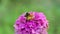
(27, 14), (34, 20)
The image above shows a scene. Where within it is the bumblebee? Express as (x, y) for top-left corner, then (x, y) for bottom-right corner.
(25, 12), (34, 20)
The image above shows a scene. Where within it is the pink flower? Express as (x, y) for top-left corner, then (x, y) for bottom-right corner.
(14, 12), (49, 34)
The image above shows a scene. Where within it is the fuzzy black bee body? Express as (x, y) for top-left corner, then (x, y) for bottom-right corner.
(25, 12), (34, 20)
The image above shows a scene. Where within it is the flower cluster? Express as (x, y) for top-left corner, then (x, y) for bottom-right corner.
(14, 12), (49, 34)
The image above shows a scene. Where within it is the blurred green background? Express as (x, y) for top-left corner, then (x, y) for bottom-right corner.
(0, 0), (60, 34)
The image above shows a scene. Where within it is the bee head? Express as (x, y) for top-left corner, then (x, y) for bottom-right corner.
(25, 12), (30, 17)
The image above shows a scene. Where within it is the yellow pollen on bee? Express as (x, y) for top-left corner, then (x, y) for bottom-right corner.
(27, 14), (34, 20)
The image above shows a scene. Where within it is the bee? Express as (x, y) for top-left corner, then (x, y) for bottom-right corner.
(25, 12), (34, 20)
